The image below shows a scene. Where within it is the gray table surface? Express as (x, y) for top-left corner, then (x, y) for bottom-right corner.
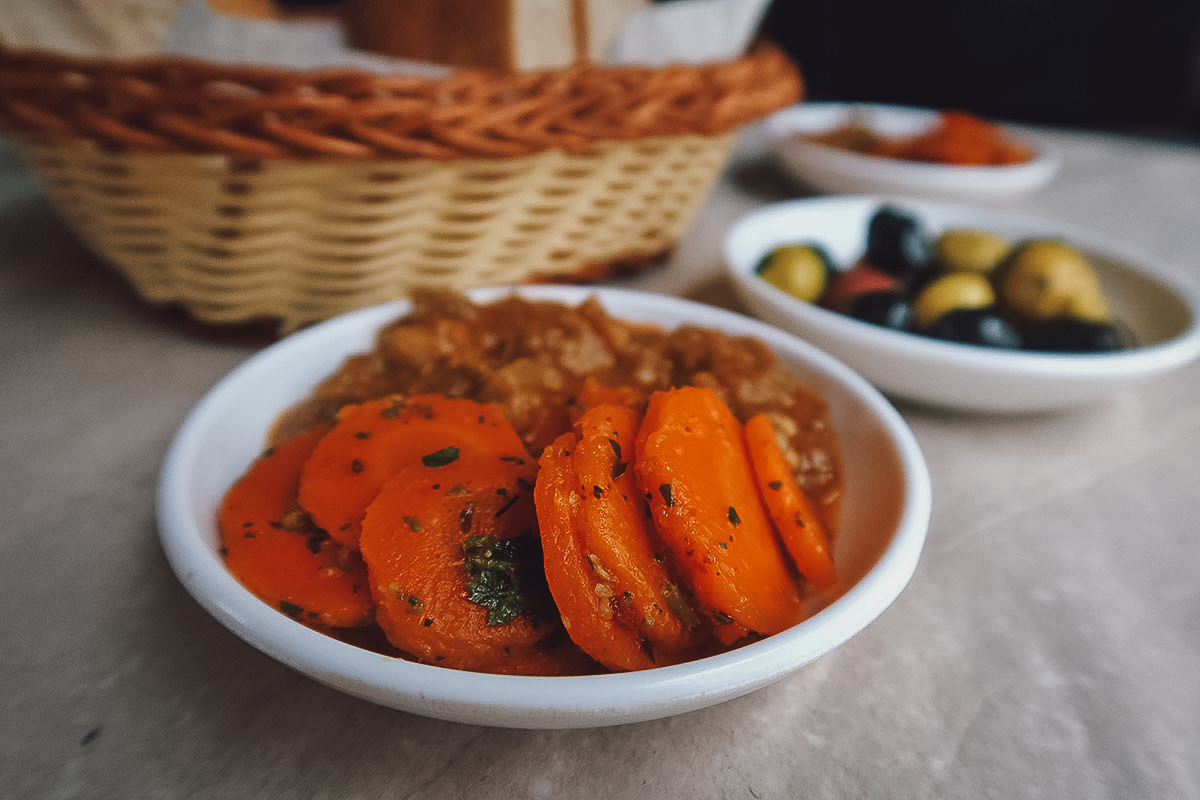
(3, 123), (1198, 799)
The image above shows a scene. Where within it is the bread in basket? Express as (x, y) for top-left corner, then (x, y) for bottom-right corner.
(0, 27), (801, 331)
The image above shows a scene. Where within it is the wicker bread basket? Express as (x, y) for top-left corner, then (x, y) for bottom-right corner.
(0, 43), (801, 330)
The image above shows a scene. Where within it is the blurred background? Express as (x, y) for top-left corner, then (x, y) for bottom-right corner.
(757, 0), (1200, 142)
(2, 0), (1199, 142)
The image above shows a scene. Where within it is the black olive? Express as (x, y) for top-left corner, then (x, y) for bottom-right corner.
(848, 290), (914, 331)
(1024, 317), (1126, 352)
(866, 206), (933, 279)
(929, 308), (1023, 349)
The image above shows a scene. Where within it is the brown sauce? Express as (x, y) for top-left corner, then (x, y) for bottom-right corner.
(272, 290), (843, 527)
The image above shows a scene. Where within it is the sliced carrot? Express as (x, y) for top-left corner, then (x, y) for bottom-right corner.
(575, 376), (646, 412)
(571, 404), (705, 661)
(359, 448), (559, 672)
(298, 394), (529, 549)
(634, 386), (804, 638)
(219, 426), (374, 630)
(535, 410), (705, 671)
(744, 413), (837, 591)
(535, 433), (655, 670)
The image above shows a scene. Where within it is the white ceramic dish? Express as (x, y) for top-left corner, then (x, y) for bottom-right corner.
(725, 196), (1200, 413)
(157, 285), (931, 729)
(763, 103), (1060, 201)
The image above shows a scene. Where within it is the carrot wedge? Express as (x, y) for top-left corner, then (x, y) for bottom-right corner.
(298, 394), (530, 549)
(634, 387), (804, 638)
(219, 426), (374, 631)
(744, 413), (838, 591)
(359, 449), (558, 672)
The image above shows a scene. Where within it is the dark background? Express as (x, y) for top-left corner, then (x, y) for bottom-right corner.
(755, 0), (1200, 142)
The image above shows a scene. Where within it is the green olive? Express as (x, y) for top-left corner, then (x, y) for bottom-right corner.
(997, 239), (1110, 322)
(756, 244), (835, 304)
(913, 272), (996, 330)
(933, 229), (1011, 274)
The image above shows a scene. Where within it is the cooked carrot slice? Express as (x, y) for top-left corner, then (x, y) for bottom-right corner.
(535, 409), (706, 671)
(744, 413), (837, 591)
(634, 386), (804, 638)
(358, 449), (560, 672)
(575, 377), (646, 412)
(219, 426), (374, 630)
(298, 394), (529, 549)
(571, 404), (705, 662)
(535, 432), (658, 671)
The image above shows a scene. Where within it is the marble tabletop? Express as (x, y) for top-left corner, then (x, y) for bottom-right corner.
(2, 121), (1199, 799)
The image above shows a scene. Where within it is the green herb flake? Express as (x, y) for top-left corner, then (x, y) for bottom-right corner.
(462, 535), (548, 627)
(727, 506), (741, 526)
(768, 480), (784, 491)
(495, 494), (521, 518)
(422, 446), (460, 468)
(658, 483), (676, 507)
(351, 458), (364, 474)
(279, 601), (305, 619)
(402, 515), (423, 532)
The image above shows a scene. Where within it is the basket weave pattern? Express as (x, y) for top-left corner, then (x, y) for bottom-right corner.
(0, 45), (801, 329)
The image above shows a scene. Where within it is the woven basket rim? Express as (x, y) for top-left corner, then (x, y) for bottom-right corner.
(0, 42), (801, 161)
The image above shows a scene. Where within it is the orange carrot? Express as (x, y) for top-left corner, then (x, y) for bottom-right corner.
(358, 447), (559, 672)
(298, 394), (529, 549)
(535, 432), (657, 670)
(744, 413), (837, 591)
(575, 376), (646, 412)
(535, 409), (705, 671)
(219, 426), (374, 630)
(634, 386), (804, 639)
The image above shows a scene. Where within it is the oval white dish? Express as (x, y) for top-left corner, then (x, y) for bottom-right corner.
(157, 285), (931, 729)
(725, 196), (1200, 413)
(763, 102), (1060, 201)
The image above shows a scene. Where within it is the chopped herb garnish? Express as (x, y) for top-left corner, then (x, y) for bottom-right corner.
(727, 506), (741, 526)
(351, 458), (364, 474)
(279, 601), (304, 619)
(659, 483), (676, 507)
(593, 485), (604, 498)
(494, 493), (521, 518)
(355, 430), (371, 440)
(463, 535), (548, 626)
(459, 504), (475, 533)
(768, 480), (783, 491)
(422, 446), (460, 468)
(402, 515), (423, 532)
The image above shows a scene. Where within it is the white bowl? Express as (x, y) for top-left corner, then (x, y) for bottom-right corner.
(764, 103), (1060, 201)
(156, 285), (930, 729)
(725, 196), (1200, 413)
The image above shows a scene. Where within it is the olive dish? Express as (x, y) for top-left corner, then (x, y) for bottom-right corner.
(157, 285), (930, 729)
(725, 196), (1200, 413)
